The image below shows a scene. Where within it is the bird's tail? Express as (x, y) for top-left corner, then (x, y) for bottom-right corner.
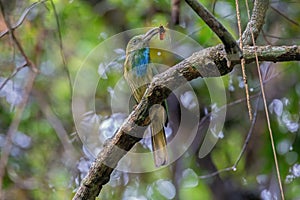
(150, 105), (168, 167)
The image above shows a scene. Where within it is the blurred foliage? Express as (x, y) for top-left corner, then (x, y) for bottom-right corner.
(0, 0), (300, 199)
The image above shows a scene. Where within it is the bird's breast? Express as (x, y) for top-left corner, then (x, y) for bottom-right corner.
(124, 48), (153, 102)
(132, 47), (150, 77)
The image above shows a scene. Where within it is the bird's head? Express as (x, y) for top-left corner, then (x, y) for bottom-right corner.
(125, 27), (160, 55)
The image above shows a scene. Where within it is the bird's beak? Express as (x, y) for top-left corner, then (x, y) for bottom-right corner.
(143, 27), (160, 42)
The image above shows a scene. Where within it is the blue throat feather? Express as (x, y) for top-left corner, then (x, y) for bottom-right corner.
(132, 47), (150, 77)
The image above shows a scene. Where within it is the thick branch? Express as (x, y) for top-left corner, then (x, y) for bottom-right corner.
(242, 0), (270, 45)
(242, 45), (300, 63)
(185, 0), (241, 56)
(73, 44), (300, 200)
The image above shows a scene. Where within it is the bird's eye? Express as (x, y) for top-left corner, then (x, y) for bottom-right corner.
(132, 39), (137, 44)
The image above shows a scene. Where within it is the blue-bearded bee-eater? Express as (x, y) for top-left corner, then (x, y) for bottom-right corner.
(124, 27), (168, 167)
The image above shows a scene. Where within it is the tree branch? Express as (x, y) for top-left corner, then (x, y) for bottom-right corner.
(73, 44), (300, 200)
(242, 0), (269, 45)
(185, 0), (241, 56)
(0, 1), (47, 38)
(242, 45), (300, 63)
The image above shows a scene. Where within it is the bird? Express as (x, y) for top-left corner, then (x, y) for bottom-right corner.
(123, 27), (168, 167)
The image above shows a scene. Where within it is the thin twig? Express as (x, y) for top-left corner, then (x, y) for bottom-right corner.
(198, 166), (235, 179)
(0, 0), (51, 98)
(0, 3), (36, 72)
(235, 0), (253, 120)
(0, 2), (38, 198)
(262, 33), (300, 40)
(49, 0), (72, 91)
(0, 62), (27, 91)
(233, 96), (259, 167)
(261, 30), (273, 45)
(197, 68), (286, 179)
(271, 6), (300, 27)
(245, 0), (285, 199)
(0, 1), (48, 38)
(198, 93), (259, 179)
